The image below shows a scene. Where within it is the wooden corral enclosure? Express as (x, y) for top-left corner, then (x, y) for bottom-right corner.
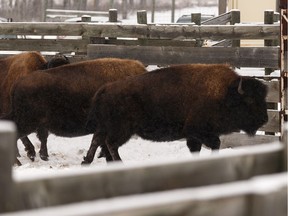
(0, 9), (285, 146)
(0, 5), (287, 215)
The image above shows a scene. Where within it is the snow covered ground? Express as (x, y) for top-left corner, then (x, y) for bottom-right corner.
(13, 133), (221, 180)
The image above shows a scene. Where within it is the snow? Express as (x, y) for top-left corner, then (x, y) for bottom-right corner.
(13, 133), (220, 180)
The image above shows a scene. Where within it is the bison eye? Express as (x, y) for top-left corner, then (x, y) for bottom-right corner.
(244, 97), (254, 105)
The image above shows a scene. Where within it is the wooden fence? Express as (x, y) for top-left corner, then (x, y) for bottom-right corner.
(0, 121), (287, 215)
(0, 8), (287, 215)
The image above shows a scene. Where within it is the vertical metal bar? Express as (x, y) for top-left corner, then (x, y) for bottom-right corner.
(171, 0), (175, 23)
(151, 0), (156, 23)
(280, 0), (287, 169)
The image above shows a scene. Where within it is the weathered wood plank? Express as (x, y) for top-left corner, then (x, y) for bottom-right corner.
(46, 9), (109, 17)
(220, 133), (279, 149)
(0, 121), (18, 213)
(88, 45), (279, 68)
(0, 23), (279, 40)
(264, 110), (280, 132)
(90, 37), (197, 47)
(266, 80), (280, 103)
(202, 11), (231, 25)
(0, 39), (88, 53)
(14, 142), (283, 210)
(6, 173), (287, 216)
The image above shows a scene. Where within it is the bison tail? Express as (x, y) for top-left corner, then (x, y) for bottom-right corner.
(85, 87), (107, 133)
(85, 113), (98, 133)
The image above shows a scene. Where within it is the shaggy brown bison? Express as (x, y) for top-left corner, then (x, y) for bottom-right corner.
(82, 64), (268, 163)
(4, 58), (146, 162)
(0, 52), (69, 164)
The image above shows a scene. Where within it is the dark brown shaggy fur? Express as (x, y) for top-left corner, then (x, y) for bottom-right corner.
(0, 52), (70, 164)
(0, 52), (47, 114)
(83, 64), (268, 163)
(4, 58), (147, 161)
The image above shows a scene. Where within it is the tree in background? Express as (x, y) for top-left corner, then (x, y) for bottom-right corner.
(0, 0), (216, 22)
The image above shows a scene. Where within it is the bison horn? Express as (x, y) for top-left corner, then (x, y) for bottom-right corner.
(237, 78), (244, 95)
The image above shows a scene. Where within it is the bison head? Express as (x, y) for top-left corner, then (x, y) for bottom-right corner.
(225, 77), (268, 136)
(46, 54), (70, 69)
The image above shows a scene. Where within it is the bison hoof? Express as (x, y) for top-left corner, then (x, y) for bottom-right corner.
(15, 158), (22, 166)
(40, 154), (49, 161)
(81, 156), (92, 165)
(27, 152), (36, 162)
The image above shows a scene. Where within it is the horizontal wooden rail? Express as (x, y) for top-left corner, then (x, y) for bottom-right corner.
(220, 133), (279, 148)
(6, 173), (287, 216)
(0, 23), (279, 40)
(12, 142), (284, 211)
(88, 45), (280, 68)
(46, 9), (109, 17)
(0, 39), (88, 53)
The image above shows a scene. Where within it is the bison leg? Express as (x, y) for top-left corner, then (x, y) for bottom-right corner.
(82, 133), (103, 165)
(20, 136), (36, 161)
(105, 139), (122, 161)
(37, 128), (49, 161)
(202, 135), (221, 151)
(98, 145), (113, 162)
(186, 137), (202, 153)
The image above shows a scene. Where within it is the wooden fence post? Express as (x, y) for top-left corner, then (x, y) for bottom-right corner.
(137, 10), (147, 46)
(218, 0), (227, 15)
(42, 0), (48, 22)
(171, 0), (175, 23)
(151, 0), (156, 23)
(109, 9), (118, 22)
(0, 121), (17, 213)
(231, 9), (240, 47)
(265, 10), (275, 75)
(191, 13), (202, 47)
(191, 13), (201, 25)
(81, 15), (91, 23)
(108, 9), (118, 42)
(122, 0), (127, 19)
(137, 10), (147, 24)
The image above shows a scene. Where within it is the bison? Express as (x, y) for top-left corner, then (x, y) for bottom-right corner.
(0, 52), (69, 164)
(82, 64), (268, 163)
(4, 58), (146, 162)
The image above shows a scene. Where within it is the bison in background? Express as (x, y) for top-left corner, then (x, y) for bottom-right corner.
(46, 54), (70, 68)
(3, 58), (147, 163)
(82, 64), (268, 163)
(0, 52), (69, 165)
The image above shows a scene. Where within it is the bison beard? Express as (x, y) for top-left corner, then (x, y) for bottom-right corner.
(82, 64), (268, 164)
